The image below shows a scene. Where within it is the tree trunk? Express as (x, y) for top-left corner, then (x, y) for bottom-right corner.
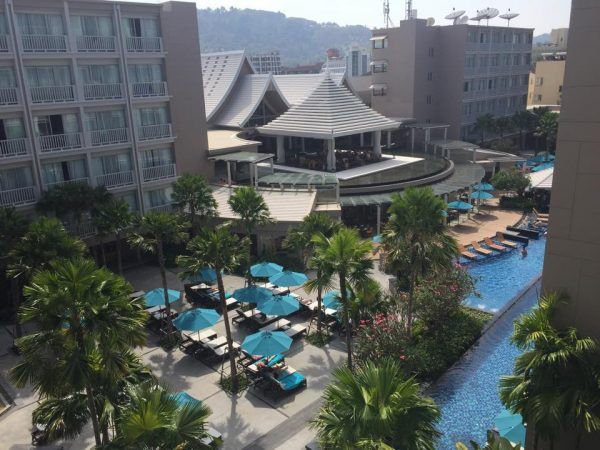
(217, 273), (238, 390)
(575, 432), (582, 450)
(100, 241), (107, 267)
(12, 277), (22, 339)
(519, 129), (524, 151)
(101, 422), (110, 445)
(190, 205), (196, 237)
(115, 232), (123, 276)
(339, 274), (353, 370)
(406, 271), (417, 336)
(157, 240), (173, 337)
(534, 432), (539, 450)
(316, 273), (323, 335)
(85, 382), (102, 446)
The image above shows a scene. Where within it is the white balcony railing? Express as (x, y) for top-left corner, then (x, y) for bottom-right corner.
(131, 81), (168, 98)
(30, 85), (75, 103)
(138, 123), (172, 141)
(147, 203), (173, 213)
(76, 35), (116, 52)
(0, 87), (18, 105)
(64, 219), (96, 239)
(45, 177), (89, 189)
(21, 34), (67, 52)
(89, 128), (128, 146)
(38, 132), (82, 152)
(84, 83), (123, 100)
(0, 35), (9, 52)
(0, 186), (36, 206)
(0, 138), (28, 158)
(142, 163), (176, 182)
(96, 170), (134, 188)
(125, 36), (162, 53)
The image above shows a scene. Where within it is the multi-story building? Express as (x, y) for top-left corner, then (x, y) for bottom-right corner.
(0, 0), (209, 222)
(346, 44), (370, 77)
(370, 18), (533, 140)
(249, 50), (282, 75)
(528, 51), (566, 107)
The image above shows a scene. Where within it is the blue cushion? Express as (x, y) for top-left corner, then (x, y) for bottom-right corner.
(279, 371), (306, 391)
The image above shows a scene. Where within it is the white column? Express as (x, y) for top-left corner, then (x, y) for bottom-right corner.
(424, 129), (430, 152)
(472, 147), (477, 163)
(444, 127), (448, 141)
(327, 139), (336, 171)
(387, 131), (392, 149)
(373, 130), (382, 159)
(226, 161), (232, 187)
(376, 204), (382, 235)
(276, 135), (285, 163)
(360, 133), (364, 147)
(270, 158), (274, 174)
(301, 137), (306, 151)
(411, 128), (415, 153)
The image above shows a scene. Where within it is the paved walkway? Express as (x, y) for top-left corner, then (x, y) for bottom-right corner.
(449, 206), (522, 247)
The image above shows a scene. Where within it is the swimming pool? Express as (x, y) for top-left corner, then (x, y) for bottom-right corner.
(463, 237), (546, 313)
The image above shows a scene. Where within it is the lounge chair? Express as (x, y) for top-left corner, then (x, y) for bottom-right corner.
(496, 232), (518, 248)
(267, 367), (307, 395)
(232, 308), (260, 325)
(198, 340), (240, 361)
(471, 241), (493, 256)
(201, 427), (223, 447)
(284, 324), (306, 339)
(484, 237), (507, 252)
(259, 318), (291, 333)
(458, 244), (478, 260)
(180, 328), (217, 352)
(534, 208), (549, 219)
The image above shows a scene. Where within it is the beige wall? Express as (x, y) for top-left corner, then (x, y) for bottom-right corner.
(528, 59), (566, 106)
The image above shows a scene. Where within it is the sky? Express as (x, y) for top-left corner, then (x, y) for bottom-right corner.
(132, 0), (572, 34)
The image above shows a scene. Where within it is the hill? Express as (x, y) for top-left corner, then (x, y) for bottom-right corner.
(197, 8), (372, 67)
(533, 33), (551, 46)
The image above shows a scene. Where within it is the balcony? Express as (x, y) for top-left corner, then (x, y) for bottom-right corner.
(138, 123), (172, 141)
(83, 83), (123, 100)
(0, 35), (9, 52)
(21, 34), (67, 53)
(38, 132), (83, 153)
(64, 219), (96, 239)
(142, 163), (176, 182)
(89, 128), (129, 146)
(96, 170), (134, 189)
(0, 138), (28, 158)
(30, 85), (75, 104)
(76, 35), (116, 53)
(131, 81), (168, 98)
(45, 177), (89, 189)
(147, 203), (173, 213)
(0, 186), (36, 206)
(125, 36), (162, 53)
(0, 87), (19, 105)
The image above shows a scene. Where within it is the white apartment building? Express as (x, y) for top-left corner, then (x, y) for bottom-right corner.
(249, 50), (282, 75)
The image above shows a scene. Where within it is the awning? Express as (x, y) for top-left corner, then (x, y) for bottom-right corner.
(370, 60), (388, 66)
(259, 172), (338, 186)
(370, 83), (388, 90)
(208, 151), (274, 164)
(528, 167), (553, 190)
(370, 35), (388, 41)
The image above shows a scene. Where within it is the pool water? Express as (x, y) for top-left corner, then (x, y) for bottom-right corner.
(463, 237), (546, 313)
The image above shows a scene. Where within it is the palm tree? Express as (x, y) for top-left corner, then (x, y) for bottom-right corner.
(304, 245), (337, 337)
(512, 110), (533, 152)
(10, 258), (147, 447)
(177, 224), (250, 391)
(172, 173), (217, 236)
(534, 112), (559, 159)
(473, 113), (496, 145)
(530, 107), (551, 154)
(495, 116), (513, 139)
(499, 292), (600, 450)
(284, 212), (340, 266)
(92, 198), (134, 275)
(313, 227), (373, 369)
(115, 381), (212, 449)
(383, 187), (457, 336)
(129, 212), (188, 337)
(311, 358), (440, 449)
(0, 207), (27, 321)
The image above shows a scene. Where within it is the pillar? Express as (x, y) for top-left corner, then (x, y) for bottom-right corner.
(373, 130), (382, 159)
(254, 164), (259, 187)
(226, 161), (232, 187)
(387, 131), (392, 149)
(301, 137), (306, 152)
(376, 204), (382, 235)
(411, 128), (415, 153)
(444, 127), (448, 142)
(360, 133), (364, 147)
(270, 158), (274, 174)
(327, 139), (336, 171)
(276, 135), (285, 163)
(472, 147), (477, 163)
(424, 128), (430, 152)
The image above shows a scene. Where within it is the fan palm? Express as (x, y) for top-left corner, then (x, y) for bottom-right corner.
(534, 112), (559, 158)
(129, 212), (188, 337)
(177, 224), (250, 391)
(495, 116), (513, 139)
(512, 110), (533, 152)
(310, 358), (440, 449)
(530, 107), (551, 154)
(473, 113), (496, 144)
(172, 173), (217, 236)
(10, 258), (147, 446)
(383, 187), (458, 336)
(92, 198), (134, 275)
(313, 227), (373, 369)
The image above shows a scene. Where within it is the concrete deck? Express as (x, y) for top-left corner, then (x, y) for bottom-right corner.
(449, 205), (523, 247)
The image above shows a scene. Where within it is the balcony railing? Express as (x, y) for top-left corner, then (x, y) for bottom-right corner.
(38, 132), (83, 152)
(45, 177), (89, 189)
(142, 163), (176, 182)
(0, 87), (18, 105)
(131, 81), (168, 98)
(89, 128), (128, 146)
(0, 35), (9, 52)
(138, 123), (172, 141)
(125, 36), (162, 53)
(64, 219), (96, 239)
(84, 83), (123, 100)
(0, 138), (28, 158)
(96, 170), (134, 188)
(76, 35), (116, 52)
(30, 85), (75, 103)
(0, 186), (36, 206)
(21, 34), (67, 52)
(147, 203), (173, 213)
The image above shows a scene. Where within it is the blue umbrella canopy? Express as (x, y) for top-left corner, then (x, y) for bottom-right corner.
(447, 201), (473, 211)
(172, 391), (201, 408)
(259, 295), (300, 316)
(470, 190), (494, 200)
(233, 286), (273, 304)
(323, 291), (342, 309)
(173, 308), (220, 332)
(494, 410), (526, 445)
(186, 267), (218, 284)
(371, 234), (382, 243)
(473, 182), (494, 191)
(251, 262), (284, 278)
(143, 288), (180, 308)
(530, 153), (555, 163)
(532, 161), (554, 172)
(242, 330), (292, 357)
(269, 270), (309, 287)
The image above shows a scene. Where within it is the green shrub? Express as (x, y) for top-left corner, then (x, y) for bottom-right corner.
(499, 196), (534, 211)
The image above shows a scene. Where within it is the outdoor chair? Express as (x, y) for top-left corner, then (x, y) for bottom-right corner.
(533, 208), (549, 219)
(263, 366), (307, 397)
(496, 232), (518, 248)
(458, 244), (477, 260)
(259, 318), (291, 333)
(201, 427), (223, 448)
(232, 308), (260, 326)
(471, 241), (493, 256)
(180, 329), (217, 353)
(201, 341), (240, 362)
(484, 237), (507, 252)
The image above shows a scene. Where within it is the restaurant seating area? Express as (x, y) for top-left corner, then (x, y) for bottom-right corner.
(286, 147), (379, 171)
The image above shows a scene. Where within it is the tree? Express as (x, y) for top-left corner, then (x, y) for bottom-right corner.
(499, 292), (600, 450)
(512, 110), (533, 152)
(495, 116), (513, 139)
(534, 111), (559, 158)
(474, 114), (496, 144)
(0, 207), (27, 314)
(92, 198), (134, 275)
(129, 212), (188, 338)
(491, 169), (530, 198)
(177, 224), (250, 392)
(382, 187), (457, 336)
(172, 173), (217, 236)
(310, 358), (441, 449)
(530, 107), (551, 153)
(313, 227), (373, 369)
(10, 258), (147, 447)
(456, 430), (523, 450)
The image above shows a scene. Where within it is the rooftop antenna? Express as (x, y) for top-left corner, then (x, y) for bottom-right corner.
(405, 0), (413, 20)
(480, 7), (499, 25)
(499, 9), (519, 27)
(444, 8), (466, 25)
(383, 0), (394, 28)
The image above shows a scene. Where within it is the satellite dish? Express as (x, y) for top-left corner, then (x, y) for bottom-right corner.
(480, 7), (499, 25)
(470, 10), (485, 24)
(426, 17), (435, 26)
(500, 9), (520, 27)
(458, 16), (469, 24)
(445, 8), (466, 25)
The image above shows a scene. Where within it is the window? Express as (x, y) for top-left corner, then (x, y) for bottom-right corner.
(523, 54), (531, 65)
(526, 33), (533, 44)
(513, 33), (522, 44)
(0, 14), (6, 35)
(500, 77), (508, 88)
(492, 32), (501, 43)
(479, 56), (489, 67)
(511, 75), (519, 87)
(490, 54), (499, 67)
(428, 47), (434, 57)
(502, 54), (511, 66)
(372, 37), (387, 49)
(34, 114), (79, 136)
(521, 74), (529, 85)
(351, 51), (360, 77)
(463, 81), (470, 92)
(427, 71), (433, 81)
(477, 79), (486, 91)
(0, 118), (26, 141)
(426, 95), (432, 105)
(536, 94), (542, 102)
(487, 99), (496, 112)
(86, 110), (126, 131)
(117, 192), (138, 211)
(371, 84), (387, 96)
(144, 187), (173, 208)
(122, 17), (159, 38)
(0, 166), (34, 190)
(361, 55), (368, 75)
(128, 63), (164, 82)
(141, 147), (174, 168)
(559, 85), (563, 93)
(465, 55), (476, 68)
(0, 68), (16, 88)
(79, 64), (120, 85)
(26, 66), (71, 87)
(71, 15), (113, 37)
(479, 32), (489, 43)
(467, 30), (477, 43)
(371, 61), (388, 73)
(503, 33), (510, 43)
(17, 13), (64, 35)
(488, 78), (497, 90)
(513, 54), (521, 66)
(92, 153), (132, 176)
(536, 77), (544, 86)
(135, 106), (169, 126)
(42, 159), (87, 185)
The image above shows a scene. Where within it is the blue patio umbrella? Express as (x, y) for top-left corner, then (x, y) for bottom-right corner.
(259, 295), (300, 316)
(186, 267), (218, 284)
(233, 286), (273, 304)
(530, 153), (555, 163)
(494, 409), (526, 445)
(440, 210), (448, 217)
(269, 270), (308, 287)
(473, 182), (494, 191)
(251, 262), (284, 278)
(371, 234), (382, 243)
(532, 161), (554, 172)
(470, 190), (494, 200)
(173, 308), (220, 332)
(447, 201), (473, 211)
(172, 391), (201, 408)
(242, 330), (292, 357)
(143, 288), (180, 308)
(323, 291), (342, 309)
